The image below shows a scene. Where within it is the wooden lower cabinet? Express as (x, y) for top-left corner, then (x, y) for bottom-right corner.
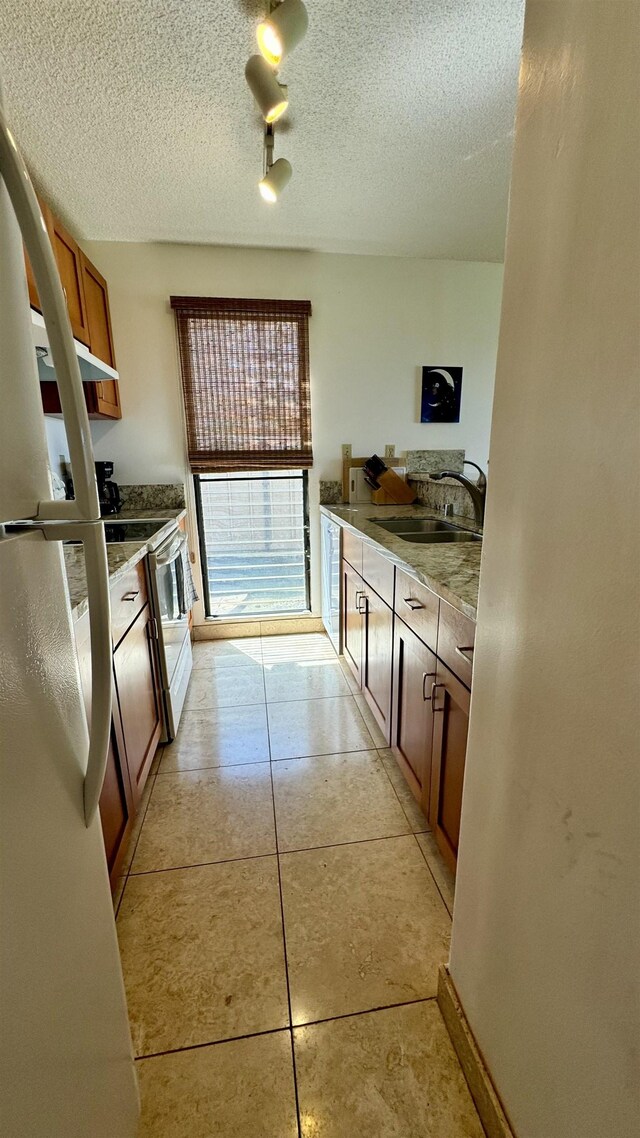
(361, 587), (393, 743)
(73, 610), (135, 887)
(342, 559), (364, 686)
(336, 526), (476, 876)
(391, 617), (438, 813)
(99, 716), (135, 883)
(113, 602), (162, 807)
(429, 661), (471, 873)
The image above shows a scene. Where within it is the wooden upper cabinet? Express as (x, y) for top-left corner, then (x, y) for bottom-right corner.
(46, 206), (90, 345)
(30, 200), (122, 419)
(80, 251), (115, 367)
(80, 251), (121, 419)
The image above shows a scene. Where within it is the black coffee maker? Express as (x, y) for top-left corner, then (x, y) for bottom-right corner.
(95, 461), (123, 515)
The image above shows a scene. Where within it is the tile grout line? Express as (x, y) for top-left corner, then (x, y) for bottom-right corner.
(375, 746), (432, 836)
(157, 741), (376, 779)
(115, 750), (162, 919)
(133, 994), (440, 1063)
(348, 687), (383, 750)
(411, 831), (454, 919)
(262, 634), (303, 1138)
(127, 829), (428, 878)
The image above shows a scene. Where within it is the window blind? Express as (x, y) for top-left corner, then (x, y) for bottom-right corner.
(171, 296), (313, 472)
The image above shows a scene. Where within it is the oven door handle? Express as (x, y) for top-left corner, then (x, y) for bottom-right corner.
(155, 530), (188, 567)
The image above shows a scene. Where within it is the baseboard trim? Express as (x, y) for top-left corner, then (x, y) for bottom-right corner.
(194, 616), (325, 640)
(438, 965), (516, 1138)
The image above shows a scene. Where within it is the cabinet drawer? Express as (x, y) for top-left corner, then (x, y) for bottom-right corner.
(362, 542), (394, 607)
(342, 529), (363, 574)
(394, 567), (439, 651)
(437, 600), (475, 689)
(110, 560), (148, 647)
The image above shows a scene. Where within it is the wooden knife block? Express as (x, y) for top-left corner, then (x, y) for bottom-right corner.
(371, 469), (416, 505)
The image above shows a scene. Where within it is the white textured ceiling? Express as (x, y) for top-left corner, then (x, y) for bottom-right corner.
(0, 1), (524, 259)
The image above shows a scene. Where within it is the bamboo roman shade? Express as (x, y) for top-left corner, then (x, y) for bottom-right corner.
(171, 296), (313, 472)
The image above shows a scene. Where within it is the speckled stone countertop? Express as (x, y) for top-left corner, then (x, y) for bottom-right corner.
(320, 504), (482, 620)
(110, 508), (187, 522)
(64, 514), (184, 622)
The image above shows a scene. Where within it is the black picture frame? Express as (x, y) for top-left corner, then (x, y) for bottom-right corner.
(420, 366), (463, 423)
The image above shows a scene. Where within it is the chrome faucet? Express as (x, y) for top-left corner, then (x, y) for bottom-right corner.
(430, 461), (487, 526)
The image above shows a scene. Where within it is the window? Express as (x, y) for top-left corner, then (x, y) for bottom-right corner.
(195, 471), (310, 618)
(171, 297), (313, 619)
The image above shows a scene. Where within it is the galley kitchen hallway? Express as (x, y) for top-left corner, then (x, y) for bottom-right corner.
(115, 632), (480, 1137)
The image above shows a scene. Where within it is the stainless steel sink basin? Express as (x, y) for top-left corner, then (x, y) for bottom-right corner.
(371, 518), (459, 534)
(397, 530), (481, 543)
(369, 517), (481, 544)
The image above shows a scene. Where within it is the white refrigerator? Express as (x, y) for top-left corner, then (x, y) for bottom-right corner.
(0, 96), (140, 1134)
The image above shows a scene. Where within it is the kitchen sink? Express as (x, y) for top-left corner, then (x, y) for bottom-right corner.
(396, 530), (481, 543)
(369, 517), (481, 543)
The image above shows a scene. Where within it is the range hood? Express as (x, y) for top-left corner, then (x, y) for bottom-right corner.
(31, 310), (119, 384)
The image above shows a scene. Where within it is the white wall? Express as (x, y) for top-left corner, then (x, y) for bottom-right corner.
(43, 416), (69, 477)
(450, 4), (639, 1137)
(82, 243), (502, 614)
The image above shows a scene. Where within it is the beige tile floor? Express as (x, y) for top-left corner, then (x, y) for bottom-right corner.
(116, 633), (475, 1137)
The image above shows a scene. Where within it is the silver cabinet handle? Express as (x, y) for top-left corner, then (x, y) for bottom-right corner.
(357, 592), (368, 614)
(403, 597), (424, 611)
(122, 590), (139, 602)
(422, 671), (436, 700)
(455, 645), (474, 662)
(431, 681), (444, 712)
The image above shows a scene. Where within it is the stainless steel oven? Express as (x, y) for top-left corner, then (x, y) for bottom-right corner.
(146, 526), (193, 741)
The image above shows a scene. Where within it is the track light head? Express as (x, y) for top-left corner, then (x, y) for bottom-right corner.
(259, 157), (292, 202)
(245, 55), (289, 123)
(257, 0), (308, 67)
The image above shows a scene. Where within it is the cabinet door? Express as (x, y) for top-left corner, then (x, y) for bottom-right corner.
(429, 662), (471, 873)
(47, 208), (90, 345)
(73, 610), (134, 888)
(113, 603), (162, 806)
(80, 251), (122, 419)
(361, 588), (393, 743)
(391, 616), (437, 812)
(342, 559), (364, 686)
(99, 722), (134, 882)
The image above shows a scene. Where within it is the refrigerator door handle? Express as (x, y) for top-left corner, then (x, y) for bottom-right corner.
(81, 523), (113, 825)
(0, 107), (100, 523)
(41, 521), (112, 825)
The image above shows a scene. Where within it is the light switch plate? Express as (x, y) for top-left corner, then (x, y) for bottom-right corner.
(341, 444), (352, 462)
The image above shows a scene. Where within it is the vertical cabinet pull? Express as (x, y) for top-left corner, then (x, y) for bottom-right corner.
(422, 671), (436, 700)
(431, 681), (444, 711)
(357, 592), (368, 614)
(455, 645), (474, 663)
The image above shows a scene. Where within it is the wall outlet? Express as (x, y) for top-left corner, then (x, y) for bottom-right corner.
(342, 444), (352, 462)
(384, 444), (396, 460)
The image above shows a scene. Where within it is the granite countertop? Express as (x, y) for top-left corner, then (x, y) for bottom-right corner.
(110, 508), (187, 521)
(320, 503), (482, 620)
(64, 514), (184, 622)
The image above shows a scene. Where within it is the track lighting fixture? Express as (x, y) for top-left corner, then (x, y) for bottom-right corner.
(245, 55), (289, 124)
(257, 0), (309, 67)
(259, 124), (292, 202)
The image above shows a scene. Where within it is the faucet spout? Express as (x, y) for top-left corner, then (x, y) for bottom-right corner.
(430, 461), (487, 526)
